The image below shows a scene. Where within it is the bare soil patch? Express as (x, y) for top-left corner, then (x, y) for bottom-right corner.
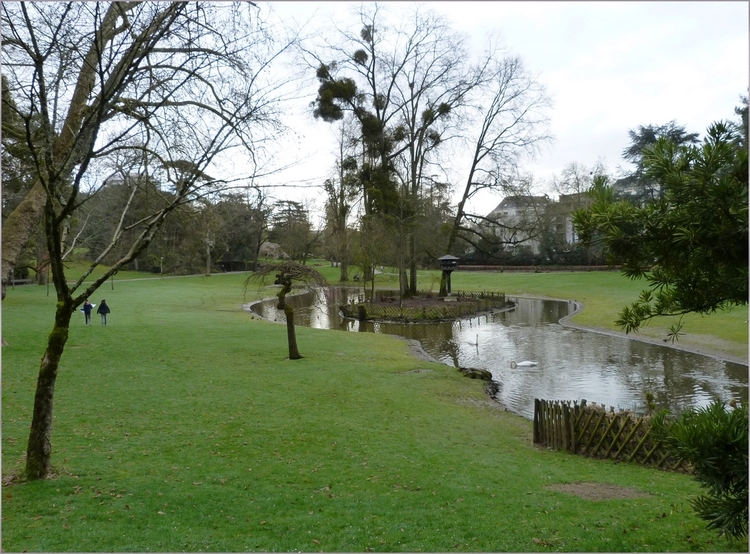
(545, 482), (651, 501)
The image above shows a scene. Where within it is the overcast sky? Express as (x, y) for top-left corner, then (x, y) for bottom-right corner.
(258, 1), (748, 213)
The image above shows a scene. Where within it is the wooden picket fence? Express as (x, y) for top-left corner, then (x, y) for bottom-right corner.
(533, 399), (690, 472)
(341, 290), (513, 322)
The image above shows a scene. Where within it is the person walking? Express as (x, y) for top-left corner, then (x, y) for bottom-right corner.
(97, 299), (111, 325)
(82, 300), (93, 325)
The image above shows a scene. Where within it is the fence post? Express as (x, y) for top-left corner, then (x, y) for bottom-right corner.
(562, 402), (570, 451)
(549, 402), (555, 447)
(571, 402), (578, 453)
(533, 399), (540, 444)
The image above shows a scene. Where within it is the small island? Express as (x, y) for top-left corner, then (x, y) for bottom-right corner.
(340, 289), (515, 323)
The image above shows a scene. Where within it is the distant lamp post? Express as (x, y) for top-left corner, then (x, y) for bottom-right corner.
(438, 254), (459, 297)
(160, 256), (164, 276)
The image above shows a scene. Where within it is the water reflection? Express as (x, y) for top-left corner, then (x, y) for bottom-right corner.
(249, 287), (748, 420)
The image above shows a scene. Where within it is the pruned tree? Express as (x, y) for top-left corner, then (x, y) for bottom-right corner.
(246, 261), (327, 360)
(1, 1), (297, 480)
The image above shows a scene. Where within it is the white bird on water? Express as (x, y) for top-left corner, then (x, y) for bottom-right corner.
(468, 334), (479, 346)
(510, 360), (537, 368)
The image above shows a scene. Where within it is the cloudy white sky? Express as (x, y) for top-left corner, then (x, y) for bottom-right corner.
(256, 1), (748, 213)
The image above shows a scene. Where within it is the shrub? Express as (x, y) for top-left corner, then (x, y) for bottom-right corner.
(653, 400), (748, 539)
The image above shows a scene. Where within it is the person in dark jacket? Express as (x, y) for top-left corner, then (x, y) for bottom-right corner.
(97, 299), (111, 325)
(82, 300), (93, 325)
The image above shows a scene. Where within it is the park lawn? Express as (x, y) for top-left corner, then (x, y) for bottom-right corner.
(1, 273), (746, 552)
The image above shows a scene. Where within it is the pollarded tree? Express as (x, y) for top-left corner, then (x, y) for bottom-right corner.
(1, 1), (298, 480)
(246, 261), (327, 360)
(573, 119), (748, 335)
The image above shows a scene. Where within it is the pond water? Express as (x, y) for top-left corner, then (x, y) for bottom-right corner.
(249, 287), (748, 420)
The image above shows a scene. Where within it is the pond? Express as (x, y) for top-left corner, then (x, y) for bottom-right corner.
(248, 287), (748, 420)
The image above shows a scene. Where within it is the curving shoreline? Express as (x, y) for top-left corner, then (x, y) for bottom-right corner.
(514, 294), (748, 367)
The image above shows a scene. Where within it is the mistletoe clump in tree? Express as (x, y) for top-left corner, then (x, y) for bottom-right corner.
(309, 5), (484, 296)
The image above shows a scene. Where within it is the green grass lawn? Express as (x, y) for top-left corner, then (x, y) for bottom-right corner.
(1, 271), (746, 551)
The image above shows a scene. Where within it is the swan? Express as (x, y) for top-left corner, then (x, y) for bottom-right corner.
(467, 334), (479, 346)
(510, 360), (537, 368)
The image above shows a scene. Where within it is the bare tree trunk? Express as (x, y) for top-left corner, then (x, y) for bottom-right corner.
(276, 280), (302, 360)
(439, 271), (448, 297)
(25, 304), (73, 480)
(34, 245), (50, 285)
(408, 234), (417, 296)
(398, 221), (407, 305)
(340, 257), (349, 282)
(205, 237), (212, 276)
(338, 213), (349, 282)
(284, 305), (302, 360)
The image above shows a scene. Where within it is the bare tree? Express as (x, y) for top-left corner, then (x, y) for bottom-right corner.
(1, 1), (297, 480)
(388, 6), (486, 295)
(550, 161), (607, 199)
(307, 3), (488, 296)
(445, 56), (552, 260)
(324, 118), (360, 281)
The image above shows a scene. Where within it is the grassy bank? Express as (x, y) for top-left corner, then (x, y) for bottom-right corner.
(1, 272), (746, 551)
